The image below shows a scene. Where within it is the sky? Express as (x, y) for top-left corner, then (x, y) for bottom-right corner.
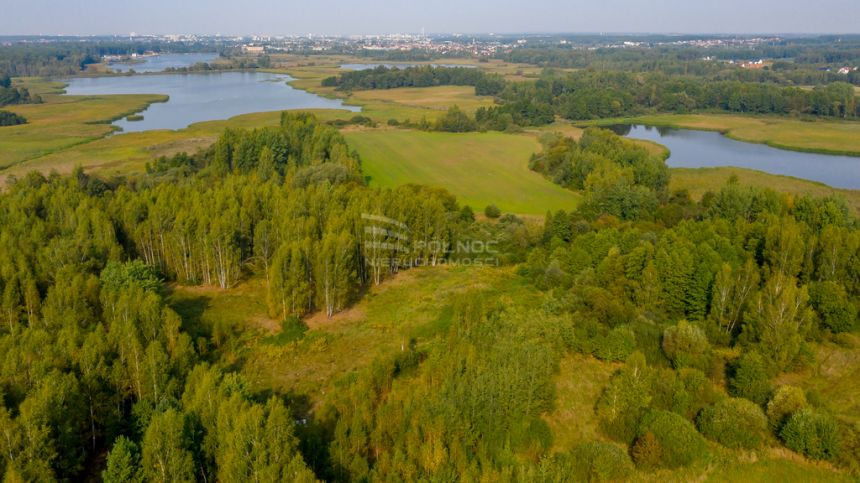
(1, 0), (859, 36)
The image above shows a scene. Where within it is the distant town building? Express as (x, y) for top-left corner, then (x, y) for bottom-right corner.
(242, 45), (265, 55)
(739, 59), (766, 69)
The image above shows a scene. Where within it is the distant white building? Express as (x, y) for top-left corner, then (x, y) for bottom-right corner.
(837, 66), (857, 75)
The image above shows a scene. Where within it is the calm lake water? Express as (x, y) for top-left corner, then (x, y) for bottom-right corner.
(64, 72), (359, 132)
(109, 53), (219, 73)
(340, 63), (475, 70)
(611, 124), (860, 190)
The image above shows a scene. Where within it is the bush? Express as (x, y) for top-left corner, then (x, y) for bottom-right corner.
(569, 441), (634, 482)
(662, 320), (712, 371)
(434, 105), (477, 132)
(650, 368), (718, 420)
(594, 325), (637, 362)
(809, 281), (857, 333)
(766, 385), (808, 431)
(697, 397), (768, 449)
(632, 410), (709, 468)
(729, 351), (772, 406)
(459, 205), (475, 222)
(596, 352), (652, 444)
(0, 110), (27, 126)
(484, 204), (501, 219)
(780, 409), (841, 461)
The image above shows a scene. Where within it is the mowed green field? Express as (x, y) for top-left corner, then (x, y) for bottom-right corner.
(345, 129), (581, 215)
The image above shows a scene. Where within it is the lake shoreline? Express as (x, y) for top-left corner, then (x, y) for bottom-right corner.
(612, 123), (860, 190)
(580, 114), (860, 158)
(62, 71), (359, 132)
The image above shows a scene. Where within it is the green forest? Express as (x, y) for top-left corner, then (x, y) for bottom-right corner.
(323, 66), (860, 127)
(0, 111), (858, 481)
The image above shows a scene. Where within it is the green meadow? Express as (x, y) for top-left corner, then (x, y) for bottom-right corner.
(345, 128), (581, 215)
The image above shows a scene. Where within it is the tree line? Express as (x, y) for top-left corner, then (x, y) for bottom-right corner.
(529, 127), (670, 220)
(486, 71), (859, 124)
(321, 65), (506, 96)
(497, 38), (860, 86)
(0, 72), (39, 107)
(322, 66), (859, 129)
(0, 41), (221, 77)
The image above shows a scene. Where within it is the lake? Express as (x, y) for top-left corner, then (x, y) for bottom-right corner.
(340, 63), (475, 70)
(611, 124), (860, 190)
(109, 53), (219, 73)
(64, 72), (359, 132)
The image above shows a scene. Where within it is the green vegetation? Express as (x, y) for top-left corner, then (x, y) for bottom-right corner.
(322, 65), (504, 96)
(0, 110), (26, 126)
(669, 166), (860, 213)
(0, 72), (40, 106)
(780, 410), (842, 461)
(697, 397), (769, 449)
(345, 129), (580, 214)
(529, 127), (669, 220)
(2, 37), (860, 482)
(0, 81), (167, 170)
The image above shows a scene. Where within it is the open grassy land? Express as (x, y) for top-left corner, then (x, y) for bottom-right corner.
(777, 334), (860, 426)
(586, 113), (860, 157)
(168, 265), (533, 407)
(277, 65), (496, 123)
(670, 166), (860, 212)
(543, 355), (621, 451)
(0, 78), (167, 169)
(350, 85), (496, 116)
(270, 53), (546, 82)
(345, 128), (580, 214)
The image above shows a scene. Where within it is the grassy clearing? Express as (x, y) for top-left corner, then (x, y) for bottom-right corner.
(670, 166), (860, 213)
(586, 113), (860, 157)
(0, 86), (167, 169)
(271, 53), (546, 82)
(777, 334), (860, 426)
(543, 355), (621, 452)
(701, 457), (851, 483)
(350, 85), (496, 116)
(345, 128), (580, 215)
(184, 265), (533, 407)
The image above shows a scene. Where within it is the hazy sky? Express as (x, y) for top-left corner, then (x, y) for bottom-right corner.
(1, 0), (859, 36)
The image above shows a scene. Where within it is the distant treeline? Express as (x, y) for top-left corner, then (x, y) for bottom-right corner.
(498, 40), (860, 86)
(0, 73), (39, 107)
(488, 72), (859, 123)
(322, 65), (506, 95)
(321, 66), (859, 127)
(0, 41), (222, 77)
